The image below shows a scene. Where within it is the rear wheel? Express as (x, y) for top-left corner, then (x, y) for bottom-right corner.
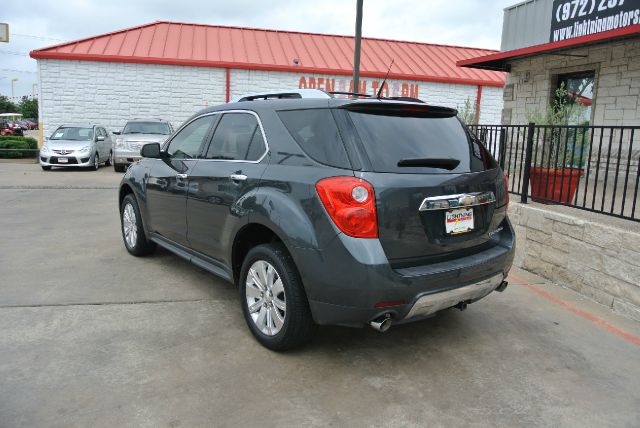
(239, 243), (316, 351)
(105, 151), (112, 166)
(120, 194), (156, 256)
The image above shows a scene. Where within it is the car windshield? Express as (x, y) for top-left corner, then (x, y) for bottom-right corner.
(123, 122), (171, 135)
(50, 127), (94, 141)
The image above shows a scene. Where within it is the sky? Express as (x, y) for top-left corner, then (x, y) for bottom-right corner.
(0, 0), (515, 99)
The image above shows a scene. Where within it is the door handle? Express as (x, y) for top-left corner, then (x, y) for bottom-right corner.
(229, 173), (247, 182)
(176, 173), (188, 179)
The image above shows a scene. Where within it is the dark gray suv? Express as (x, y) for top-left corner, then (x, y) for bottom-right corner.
(118, 89), (514, 350)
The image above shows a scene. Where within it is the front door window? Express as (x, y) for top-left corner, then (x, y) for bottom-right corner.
(166, 115), (216, 159)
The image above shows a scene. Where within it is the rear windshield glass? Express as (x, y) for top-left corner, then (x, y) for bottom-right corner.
(123, 122), (171, 135)
(346, 112), (495, 173)
(50, 127), (93, 141)
(277, 109), (351, 169)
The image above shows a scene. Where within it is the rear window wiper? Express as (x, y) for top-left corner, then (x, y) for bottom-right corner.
(397, 158), (460, 170)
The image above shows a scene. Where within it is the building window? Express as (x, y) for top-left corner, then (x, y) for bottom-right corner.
(555, 71), (595, 125)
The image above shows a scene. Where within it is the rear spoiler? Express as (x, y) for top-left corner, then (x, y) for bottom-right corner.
(339, 101), (457, 118)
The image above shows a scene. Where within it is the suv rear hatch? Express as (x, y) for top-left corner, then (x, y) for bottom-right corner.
(336, 101), (508, 268)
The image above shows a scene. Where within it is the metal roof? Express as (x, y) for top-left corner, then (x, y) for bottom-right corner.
(30, 21), (505, 87)
(459, 24), (640, 71)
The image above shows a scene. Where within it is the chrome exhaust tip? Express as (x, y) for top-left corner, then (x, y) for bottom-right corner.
(496, 280), (508, 292)
(369, 314), (392, 332)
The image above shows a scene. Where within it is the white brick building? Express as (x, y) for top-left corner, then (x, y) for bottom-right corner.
(31, 21), (506, 140)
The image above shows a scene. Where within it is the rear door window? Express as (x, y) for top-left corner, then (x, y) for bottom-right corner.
(277, 109), (351, 169)
(346, 111), (495, 173)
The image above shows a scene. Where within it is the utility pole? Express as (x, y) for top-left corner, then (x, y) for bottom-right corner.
(352, 0), (363, 96)
(11, 78), (18, 101)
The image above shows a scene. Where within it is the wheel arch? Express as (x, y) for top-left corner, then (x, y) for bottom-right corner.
(232, 223), (291, 285)
(119, 183), (134, 209)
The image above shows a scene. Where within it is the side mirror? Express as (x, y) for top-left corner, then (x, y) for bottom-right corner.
(141, 142), (162, 158)
(112, 130), (121, 135)
(97, 135), (105, 141)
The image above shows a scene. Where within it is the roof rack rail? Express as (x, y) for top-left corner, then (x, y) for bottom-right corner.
(231, 89), (332, 102)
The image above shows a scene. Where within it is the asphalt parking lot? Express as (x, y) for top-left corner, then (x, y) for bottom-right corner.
(1, 163), (639, 427)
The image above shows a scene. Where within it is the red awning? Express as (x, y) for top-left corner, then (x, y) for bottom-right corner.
(30, 21), (506, 87)
(458, 24), (640, 71)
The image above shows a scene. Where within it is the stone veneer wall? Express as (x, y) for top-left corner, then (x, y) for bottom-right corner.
(502, 37), (640, 127)
(508, 202), (640, 322)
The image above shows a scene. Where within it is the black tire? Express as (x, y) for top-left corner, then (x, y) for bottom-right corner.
(114, 163), (126, 173)
(120, 194), (156, 256)
(239, 243), (316, 351)
(90, 153), (99, 171)
(41, 165), (51, 171)
(105, 151), (112, 166)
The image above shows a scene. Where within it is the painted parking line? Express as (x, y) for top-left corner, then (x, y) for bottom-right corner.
(509, 273), (640, 347)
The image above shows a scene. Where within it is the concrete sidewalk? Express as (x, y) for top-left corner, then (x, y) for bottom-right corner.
(1, 164), (639, 427)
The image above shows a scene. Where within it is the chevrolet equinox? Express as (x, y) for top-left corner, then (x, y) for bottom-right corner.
(118, 89), (515, 350)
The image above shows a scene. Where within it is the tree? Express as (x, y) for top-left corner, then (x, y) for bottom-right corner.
(0, 95), (18, 114)
(18, 96), (38, 120)
(457, 98), (477, 125)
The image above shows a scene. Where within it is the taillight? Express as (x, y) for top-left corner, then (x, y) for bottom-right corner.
(504, 174), (509, 210)
(315, 176), (378, 238)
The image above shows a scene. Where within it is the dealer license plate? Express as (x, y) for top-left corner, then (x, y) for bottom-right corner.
(445, 208), (474, 235)
(57, 157), (68, 163)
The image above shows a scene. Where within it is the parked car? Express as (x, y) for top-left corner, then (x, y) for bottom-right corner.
(118, 89), (514, 350)
(23, 119), (38, 130)
(1, 121), (23, 136)
(39, 124), (113, 171)
(112, 119), (173, 172)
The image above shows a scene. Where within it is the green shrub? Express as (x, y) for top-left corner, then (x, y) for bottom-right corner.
(0, 139), (38, 158)
(0, 135), (38, 148)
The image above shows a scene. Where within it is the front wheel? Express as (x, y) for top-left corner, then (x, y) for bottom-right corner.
(90, 153), (99, 170)
(239, 243), (316, 351)
(114, 163), (126, 173)
(105, 151), (112, 166)
(120, 194), (156, 256)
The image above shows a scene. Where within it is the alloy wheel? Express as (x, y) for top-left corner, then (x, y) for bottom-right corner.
(122, 203), (138, 248)
(245, 260), (286, 336)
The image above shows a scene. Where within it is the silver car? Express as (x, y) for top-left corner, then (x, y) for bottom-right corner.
(112, 119), (173, 172)
(39, 124), (113, 171)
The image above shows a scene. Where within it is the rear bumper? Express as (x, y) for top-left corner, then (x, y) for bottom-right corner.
(294, 217), (515, 327)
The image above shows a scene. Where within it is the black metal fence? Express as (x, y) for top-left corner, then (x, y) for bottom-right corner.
(468, 123), (640, 222)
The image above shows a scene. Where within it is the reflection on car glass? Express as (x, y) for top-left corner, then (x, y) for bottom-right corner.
(297, 126), (314, 141)
(472, 140), (482, 160)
